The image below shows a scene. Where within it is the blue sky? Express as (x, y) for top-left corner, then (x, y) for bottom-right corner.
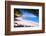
(19, 9), (39, 23)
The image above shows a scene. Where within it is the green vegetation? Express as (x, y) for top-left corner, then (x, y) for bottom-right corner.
(14, 9), (22, 17)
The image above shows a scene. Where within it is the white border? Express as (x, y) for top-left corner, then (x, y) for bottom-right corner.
(11, 5), (42, 31)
